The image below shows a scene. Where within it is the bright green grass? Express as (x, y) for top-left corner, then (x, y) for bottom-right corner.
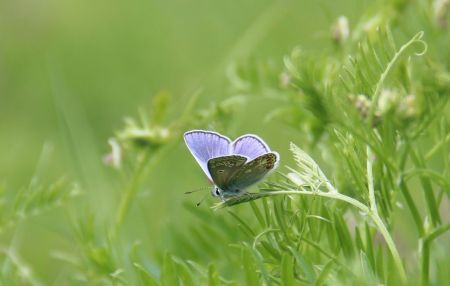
(1, 0), (449, 285)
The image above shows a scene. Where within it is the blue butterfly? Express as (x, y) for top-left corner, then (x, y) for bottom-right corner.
(184, 130), (279, 200)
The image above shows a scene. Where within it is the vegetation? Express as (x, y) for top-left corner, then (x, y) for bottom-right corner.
(1, 0), (449, 285)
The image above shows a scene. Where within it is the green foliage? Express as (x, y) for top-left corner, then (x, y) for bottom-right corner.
(1, 0), (450, 285)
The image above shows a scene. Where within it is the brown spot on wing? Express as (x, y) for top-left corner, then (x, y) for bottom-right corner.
(264, 153), (277, 169)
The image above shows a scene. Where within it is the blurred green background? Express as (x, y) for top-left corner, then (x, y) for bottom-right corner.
(3, 0), (442, 284)
(0, 0), (358, 184)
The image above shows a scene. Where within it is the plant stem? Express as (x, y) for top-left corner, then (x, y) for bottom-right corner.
(366, 146), (378, 214)
(399, 178), (424, 236)
(370, 212), (406, 284)
(425, 132), (450, 160)
(115, 148), (152, 229)
(403, 168), (450, 192)
(410, 149), (441, 226)
(262, 190), (369, 212)
(366, 146), (407, 283)
(420, 223), (450, 286)
(114, 142), (175, 233)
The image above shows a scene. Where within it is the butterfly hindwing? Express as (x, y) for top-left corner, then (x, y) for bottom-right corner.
(231, 134), (270, 160)
(227, 152), (279, 192)
(207, 155), (247, 191)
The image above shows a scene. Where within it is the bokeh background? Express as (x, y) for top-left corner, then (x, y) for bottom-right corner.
(0, 0), (358, 185)
(1, 0), (449, 284)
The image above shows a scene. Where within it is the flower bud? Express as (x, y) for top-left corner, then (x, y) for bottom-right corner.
(118, 123), (171, 149)
(397, 94), (417, 119)
(354, 94), (371, 118)
(434, 0), (450, 28)
(279, 72), (291, 89)
(377, 89), (401, 115)
(103, 138), (122, 169)
(332, 16), (350, 44)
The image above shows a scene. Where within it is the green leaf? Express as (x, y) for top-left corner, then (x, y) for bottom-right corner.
(273, 198), (289, 239)
(161, 253), (179, 286)
(149, 90), (171, 126)
(250, 201), (266, 228)
(281, 253), (296, 286)
(133, 263), (159, 286)
(207, 264), (221, 286)
(288, 246), (316, 283)
(355, 226), (364, 251)
(260, 241), (281, 260)
(242, 248), (260, 285)
(249, 246), (273, 286)
(360, 251), (377, 284)
(410, 149), (441, 226)
(364, 223), (375, 271)
(375, 246), (385, 282)
(174, 259), (196, 286)
(315, 260), (335, 286)
(262, 198), (272, 227)
(227, 210), (256, 237)
(333, 212), (354, 258)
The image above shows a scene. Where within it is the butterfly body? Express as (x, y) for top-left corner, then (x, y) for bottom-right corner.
(184, 130), (279, 200)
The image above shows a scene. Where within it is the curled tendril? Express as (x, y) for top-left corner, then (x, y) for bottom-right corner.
(411, 31), (428, 56)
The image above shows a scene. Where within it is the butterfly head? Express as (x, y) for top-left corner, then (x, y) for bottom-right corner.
(211, 186), (222, 198)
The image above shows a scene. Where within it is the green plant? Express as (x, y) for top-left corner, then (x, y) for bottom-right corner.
(1, 0), (449, 285)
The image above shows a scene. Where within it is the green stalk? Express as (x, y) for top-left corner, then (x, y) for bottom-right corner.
(403, 169), (450, 193)
(398, 142), (427, 237)
(255, 191), (369, 216)
(366, 147), (378, 214)
(425, 133), (450, 160)
(420, 223), (450, 286)
(366, 146), (407, 284)
(369, 213), (406, 284)
(115, 148), (152, 229)
(399, 178), (424, 236)
(420, 238), (430, 286)
(410, 149), (441, 226)
(115, 142), (175, 232)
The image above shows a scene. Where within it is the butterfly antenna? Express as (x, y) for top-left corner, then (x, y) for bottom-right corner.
(196, 193), (209, 207)
(184, 186), (210, 195)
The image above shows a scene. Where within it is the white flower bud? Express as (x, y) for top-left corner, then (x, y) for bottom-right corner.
(397, 94), (417, 118)
(332, 16), (350, 43)
(434, 0), (450, 28)
(354, 94), (371, 117)
(103, 138), (122, 169)
(377, 89), (400, 115)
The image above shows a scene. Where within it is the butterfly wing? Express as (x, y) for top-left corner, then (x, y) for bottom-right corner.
(184, 130), (231, 180)
(231, 134), (270, 160)
(227, 152), (279, 192)
(207, 155), (247, 191)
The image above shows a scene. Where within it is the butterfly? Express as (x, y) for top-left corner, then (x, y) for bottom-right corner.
(184, 130), (279, 200)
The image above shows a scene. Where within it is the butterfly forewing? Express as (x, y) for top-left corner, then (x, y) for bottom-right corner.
(227, 152), (279, 192)
(184, 130), (231, 180)
(207, 155), (247, 191)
